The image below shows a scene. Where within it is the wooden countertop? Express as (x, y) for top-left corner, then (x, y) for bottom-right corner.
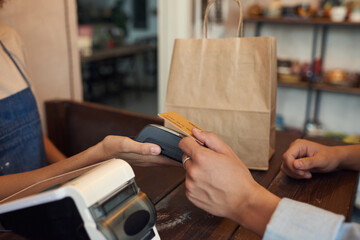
(1, 100), (358, 239)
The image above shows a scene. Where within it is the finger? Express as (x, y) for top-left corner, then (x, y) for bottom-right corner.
(282, 153), (295, 170)
(185, 188), (223, 218)
(281, 163), (302, 179)
(282, 141), (314, 176)
(180, 136), (223, 167)
(192, 128), (232, 154)
(294, 169), (312, 178)
(293, 157), (318, 171)
(281, 162), (310, 179)
(129, 142), (161, 155)
(284, 139), (315, 161)
(184, 180), (211, 210)
(116, 137), (161, 155)
(303, 171), (312, 179)
(182, 154), (192, 170)
(283, 145), (302, 162)
(179, 136), (204, 159)
(281, 152), (299, 175)
(140, 142), (162, 155)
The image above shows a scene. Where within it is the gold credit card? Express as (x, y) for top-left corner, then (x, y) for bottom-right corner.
(158, 111), (204, 145)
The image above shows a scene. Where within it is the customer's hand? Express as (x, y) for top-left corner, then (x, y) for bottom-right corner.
(179, 129), (280, 236)
(281, 139), (342, 179)
(100, 135), (181, 167)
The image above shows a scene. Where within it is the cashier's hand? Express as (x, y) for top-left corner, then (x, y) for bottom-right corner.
(281, 139), (341, 179)
(179, 129), (280, 237)
(101, 136), (181, 167)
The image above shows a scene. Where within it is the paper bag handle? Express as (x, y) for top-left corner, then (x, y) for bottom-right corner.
(202, 0), (243, 39)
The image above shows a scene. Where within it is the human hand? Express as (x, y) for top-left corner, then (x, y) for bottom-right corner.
(100, 135), (181, 167)
(281, 139), (342, 179)
(179, 129), (280, 236)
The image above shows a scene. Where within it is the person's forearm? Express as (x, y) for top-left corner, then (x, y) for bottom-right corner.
(0, 141), (108, 201)
(336, 145), (360, 171)
(43, 135), (66, 163)
(231, 184), (281, 237)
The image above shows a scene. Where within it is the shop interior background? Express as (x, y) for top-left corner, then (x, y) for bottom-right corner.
(76, 0), (360, 141)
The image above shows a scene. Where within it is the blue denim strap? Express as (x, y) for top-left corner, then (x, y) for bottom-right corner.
(0, 40), (30, 86)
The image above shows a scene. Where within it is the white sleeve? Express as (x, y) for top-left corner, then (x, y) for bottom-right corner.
(263, 198), (360, 240)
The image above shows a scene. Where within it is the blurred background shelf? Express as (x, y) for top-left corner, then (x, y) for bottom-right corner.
(244, 12), (360, 137)
(81, 44), (156, 63)
(244, 16), (360, 26)
(278, 81), (360, 95)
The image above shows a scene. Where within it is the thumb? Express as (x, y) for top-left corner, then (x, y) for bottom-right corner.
(115, 137), (161, 155)
(293, 157), (318, 171)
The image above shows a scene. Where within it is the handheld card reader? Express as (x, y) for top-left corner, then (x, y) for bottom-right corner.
(0, 159), (160, 240)
(135, 124), (185, 162)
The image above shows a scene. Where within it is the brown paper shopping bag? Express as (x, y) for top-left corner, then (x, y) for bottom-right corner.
(165, 0), (277, 170)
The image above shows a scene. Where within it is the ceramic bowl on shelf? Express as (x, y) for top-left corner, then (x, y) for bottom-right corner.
(278, 74), (301, 83)
(330, 6), (347, 22)
(247, 4), (263, 17)
(350, 2), (360, 22)
(267, 0), (283, 18)
(325, 69), (358, 87)
(350, 10), (360, 22)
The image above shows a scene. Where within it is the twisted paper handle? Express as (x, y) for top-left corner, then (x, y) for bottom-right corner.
(202, 0), (243, 38)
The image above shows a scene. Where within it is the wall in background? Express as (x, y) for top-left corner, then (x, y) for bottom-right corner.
(276, 88), (360, 134)
(158, 0), (193, 113)
(0, 0), (82, 132)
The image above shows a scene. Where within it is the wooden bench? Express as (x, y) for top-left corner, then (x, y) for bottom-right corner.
(45, 100), (164, 157)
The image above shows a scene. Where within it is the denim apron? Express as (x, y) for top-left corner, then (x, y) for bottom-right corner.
(0, 40), (47, 175)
